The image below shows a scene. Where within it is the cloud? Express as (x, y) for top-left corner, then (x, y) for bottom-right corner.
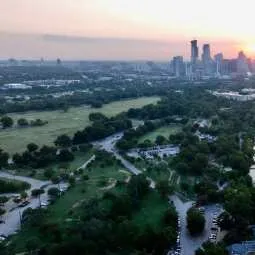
(42, 34), (169, 46)
(0, 32), (240, 60)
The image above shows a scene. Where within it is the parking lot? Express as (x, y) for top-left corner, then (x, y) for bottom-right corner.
(169, 195), (223, 255)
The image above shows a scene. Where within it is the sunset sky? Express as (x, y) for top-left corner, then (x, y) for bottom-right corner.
(1, 0), (255, 60)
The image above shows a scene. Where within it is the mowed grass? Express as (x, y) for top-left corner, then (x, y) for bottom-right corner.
(138, 124), (181, 143)
(0, 97), (160, 154)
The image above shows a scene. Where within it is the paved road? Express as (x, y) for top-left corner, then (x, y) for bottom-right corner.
(0, 172), (68, 236)
(92, 132), (156, 188)
(93, 132), (142, 176)
(170, 195), (223, 255)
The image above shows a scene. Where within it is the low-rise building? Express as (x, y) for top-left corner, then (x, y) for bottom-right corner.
(227, 241), (255, 255)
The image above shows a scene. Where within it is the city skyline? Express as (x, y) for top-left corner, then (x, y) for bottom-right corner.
(1, 0), (255, 60)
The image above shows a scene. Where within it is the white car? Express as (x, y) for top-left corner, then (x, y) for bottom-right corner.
(209, 234), (217, 240)
(41, 201), (49, 207)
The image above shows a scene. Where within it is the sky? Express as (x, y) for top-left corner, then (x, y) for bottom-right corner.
(1, 0), (255, 60)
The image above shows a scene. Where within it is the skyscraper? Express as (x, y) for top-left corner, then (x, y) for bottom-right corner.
(202, 44), (212, 75)
(191, 40), (199, 65)
(202, 44), (211, 63)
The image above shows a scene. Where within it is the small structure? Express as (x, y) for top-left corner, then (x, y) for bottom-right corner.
(227, 241), (255, 255)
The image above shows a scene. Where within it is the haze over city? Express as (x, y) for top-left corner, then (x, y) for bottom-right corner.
(1, 0), (255, 60)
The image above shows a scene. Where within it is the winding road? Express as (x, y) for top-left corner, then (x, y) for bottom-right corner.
(0, 172), (67, 236)
(93, 132), (156, 188)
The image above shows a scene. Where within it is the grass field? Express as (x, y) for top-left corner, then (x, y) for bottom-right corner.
(138, 124), (181, 143)
(0, 97), (160, 154)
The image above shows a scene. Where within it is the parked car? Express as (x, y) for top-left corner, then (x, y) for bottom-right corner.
(18, 201), (30, 207)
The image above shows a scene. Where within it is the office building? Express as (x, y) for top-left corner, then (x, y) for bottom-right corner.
(172, 56), (185, 77)
(191, 40), (199, 71)
(214, 53), (223, 75)
(202, 44), (213, 75)
(237, 51), (249, 74)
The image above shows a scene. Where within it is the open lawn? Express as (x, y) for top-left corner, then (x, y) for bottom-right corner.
(138, 124), (181, 143)
(0, 97), (159, 154)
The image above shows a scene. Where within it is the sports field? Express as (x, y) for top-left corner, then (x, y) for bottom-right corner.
(0, 97), (160, 154)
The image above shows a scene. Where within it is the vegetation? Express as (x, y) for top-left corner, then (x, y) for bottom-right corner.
(0, 115), (13, 129)
(9, 175), (177, 255)
(4, 78), (255, 254)
(0, 97), (159, 154)
(187, 208), (205, 235)
(0, 178), (30, 193)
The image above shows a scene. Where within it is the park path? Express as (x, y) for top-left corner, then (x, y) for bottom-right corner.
(77, 154), (95, 170)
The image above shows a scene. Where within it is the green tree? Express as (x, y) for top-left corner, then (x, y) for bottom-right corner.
(1, 116), (13, 129)
(25, 237), (40, 254)
(196, 242), (227, 255)
(48, 187), (60, 198)
(27, 143), (39, 152)
(89, 112), (107, 122)
(55, 135), (72, 147)
(0, 196), (8, 205)
(20, 191), (28, 200)
(31, 189), (45, 197)
(17, 118), (29, 127)
(127, 175), (150, 200)
(0, 208), (6, 216)
(44, 168), (55, 179)
(57, 149), (74, 162)
(187, 208), (205, 235)
(155, 135), (167, 145)
(0, 149), (9, 168)
(69, 176), (76, 186)
(175, 162), (190, 175)
(156, 180), (173, 198)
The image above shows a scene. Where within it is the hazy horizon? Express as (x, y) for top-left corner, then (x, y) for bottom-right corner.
(1, 0), (255, 60)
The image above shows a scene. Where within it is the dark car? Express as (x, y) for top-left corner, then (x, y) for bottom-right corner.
(18, 201), (30, 207)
